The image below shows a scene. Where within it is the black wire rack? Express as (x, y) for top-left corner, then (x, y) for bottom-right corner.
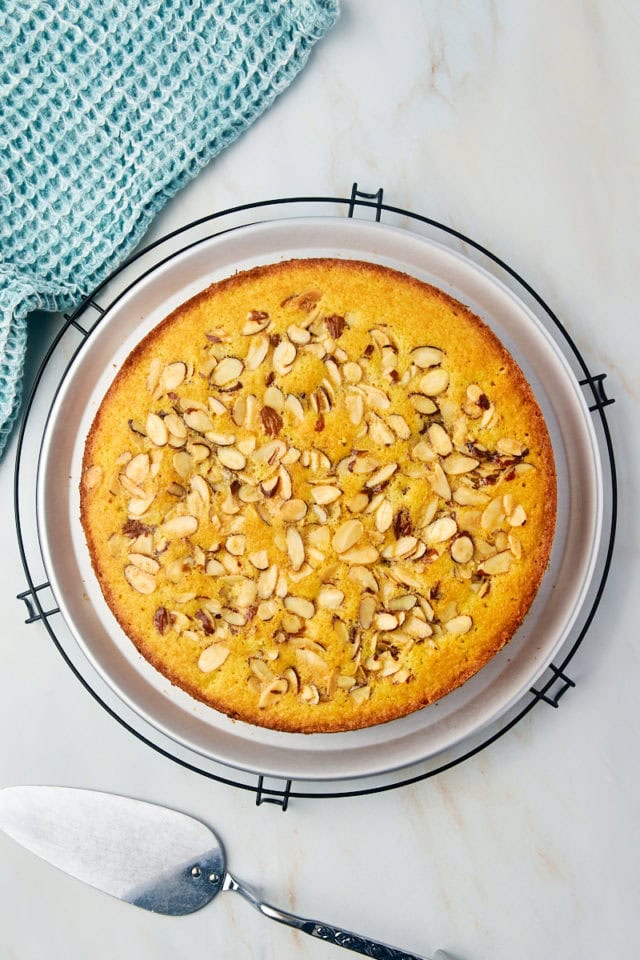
(14, 184), (617, 811)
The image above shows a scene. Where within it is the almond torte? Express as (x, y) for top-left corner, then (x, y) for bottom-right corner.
(80, 258), (557, 732)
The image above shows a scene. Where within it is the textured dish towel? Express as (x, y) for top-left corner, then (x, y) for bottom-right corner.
(0, 0), (339, 455)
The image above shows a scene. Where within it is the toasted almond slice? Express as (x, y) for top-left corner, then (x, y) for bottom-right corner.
(242, 311), (270, 335)
(387, 413), (411, 439)
(341, 544), (379, 564)
(285, 394), (305, 421)
(365, 462), (397, 488)
(375, 612), (398, 631)
(481, 495), (505, 532)
(183, 408), (213, 433)
(442, 452), (479, 475)
(146, 412), (168, 446)
(375, 499), (394, 533)
(451, 535), (474, 563)
(346, 393), (364, 425)
(419, 369), (449, 395)
(427, 423), (453, 456)
(478, 550), (513, 575)
(124, 564), (156, 594)
(254, 439), (287, 463)
(83, 465), (103, 490)
(127, 494), (156, 516)
(368, 415), (395, 445)
(246, 334), (270, 370)
(453, 485), (489, 506)
(231, 396), (246, 427)
(347, 491), (369, 513)
(359, 384), (391, 411)
(264, 385), (284, 412)
(257, 564), (278, 599)
(300, 683), (320, 704)
(212, 357), (243, 386)
(445, 615), (473, 635)
(124, 453), (150, 485)
(256, 599), (277, 621)
(198, 644), (230, 673)
(284, 596), (315, 619)
(424, 516), (457, 544)
(160, 361), (187, 392)
(279, 499), (307, 522)
(258, 677), (289, 709)
(409, 394), (437, 414)
(509, 504), (527, 527)
(273, 340), (297, 375)
(497, 437), (526, 457)
(119, 473), (147, 500)
(286, 528), (305, 571)
(317, 587), (345, 610)
(225, 534), (246, 556)
(332, 518), (364, 553)
(218, 446), (246, 470)
(411, 440), (437, 463)
(312, 485), (342, 505)
(350, 685), (371, 705)
(411, 346), (444, 368)
(146, 358), (162, 394)
(163, 515), (198, 539)
(248, 550), (269, 570)
(343, 361), (363, 383)
(127, 553), (159, 575)
(508, 532), (523, 559)
(249, 657), (274, 682)
(205, 558), (225, 576)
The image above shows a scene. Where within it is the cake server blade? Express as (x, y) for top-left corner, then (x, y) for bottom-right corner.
(0, 786), (454, 959)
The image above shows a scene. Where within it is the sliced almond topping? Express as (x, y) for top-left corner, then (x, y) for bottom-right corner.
(347, 491), (370, 513)
(124, 453), (150, 485)
(263, 385), (284, 412)
(445, 615), (473, 635)
(509, 504), (527, 527)
(359, 384), (391, 411)
(286, 527), (305, 571)
(284, 596), (315, 619)
(258, 677), (289, 709)
(375, 612), (398, 631)
(481, 495), (505, 532)
(508, 532), (523, 559)
(146, 413), (168, 446)
(341, 544), (379, 564)
(478, 551), (513, 575)
(205, 558), (225, 576)
(411, 440), (437, 463)
(424, 516), (457, 544)
(387, 413), (411, 439)
(246, 334), (270, 370)
(257, 564), (278, 599)
(127, 494), (156, 517)
(332, 518), (364, 553)
(249, 657), (274, 682)
(451, 535), (474, 563)
(217, 446), (246, 470)
(256, 599), (278, 621)
(312, 485), (342, 505)
(375, 498), (394, 533)
(497, 437), (527, 457)
(351, 453), (380, 475)
(248, 550), (269, 570)
(389, 594), (417, 612)
(242, 311), (270, 335)
(83, 465), (103, 490)
(317, 587), (345, 610)
(365, 462), (397, 488)
(300, 683), (320, 705)
(146, 358), (162, 394)
(350, 685), (371, 705)
(442, 452), (479, 475)
(225, 534), (246, 556)
(453, 485), (489, 506)
(411, 346), (444, 368)
(345, 393), (364, 425)
(163, 515), (198, 539)
(419, 368), (449, 396)
(368, 414), (395, 445)
(273, 340), (297, 375)
(183, 408), (214, 433)
(279, 499), (307, 522)
(119, 474), (146, 500)
(127, 553), (160, 575)
(212, 356), (243, 386)
(124, 565), (156, 594)
(208, 396), (227, 415)
(343, 361), (362, 383)
(160, 361), (187, 392)
(427, 423), (453, 456)
(198, 644), (230, 673)
(410, 394), (437, 414)
(284, 394), (305, 421)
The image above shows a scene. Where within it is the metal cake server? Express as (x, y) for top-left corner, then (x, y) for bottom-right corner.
(0, 786), (453, 960)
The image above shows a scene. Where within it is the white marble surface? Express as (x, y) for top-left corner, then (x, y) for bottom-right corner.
(1, 2), (638, 957)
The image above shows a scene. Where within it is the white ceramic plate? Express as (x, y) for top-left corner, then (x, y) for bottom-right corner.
(37, 217), (603, 781)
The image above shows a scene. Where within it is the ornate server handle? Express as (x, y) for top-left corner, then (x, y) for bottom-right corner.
(225, 873), (450, 960)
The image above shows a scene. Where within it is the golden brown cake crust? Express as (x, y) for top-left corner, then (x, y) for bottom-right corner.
(80, 258), (556, 733)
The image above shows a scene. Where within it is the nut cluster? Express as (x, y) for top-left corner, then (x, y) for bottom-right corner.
(85, 287), (534, 714)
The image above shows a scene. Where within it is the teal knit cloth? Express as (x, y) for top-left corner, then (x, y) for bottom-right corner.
(0, 0), (338, 454)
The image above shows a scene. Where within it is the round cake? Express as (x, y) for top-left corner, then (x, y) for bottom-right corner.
(80, 258), (556, 732)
